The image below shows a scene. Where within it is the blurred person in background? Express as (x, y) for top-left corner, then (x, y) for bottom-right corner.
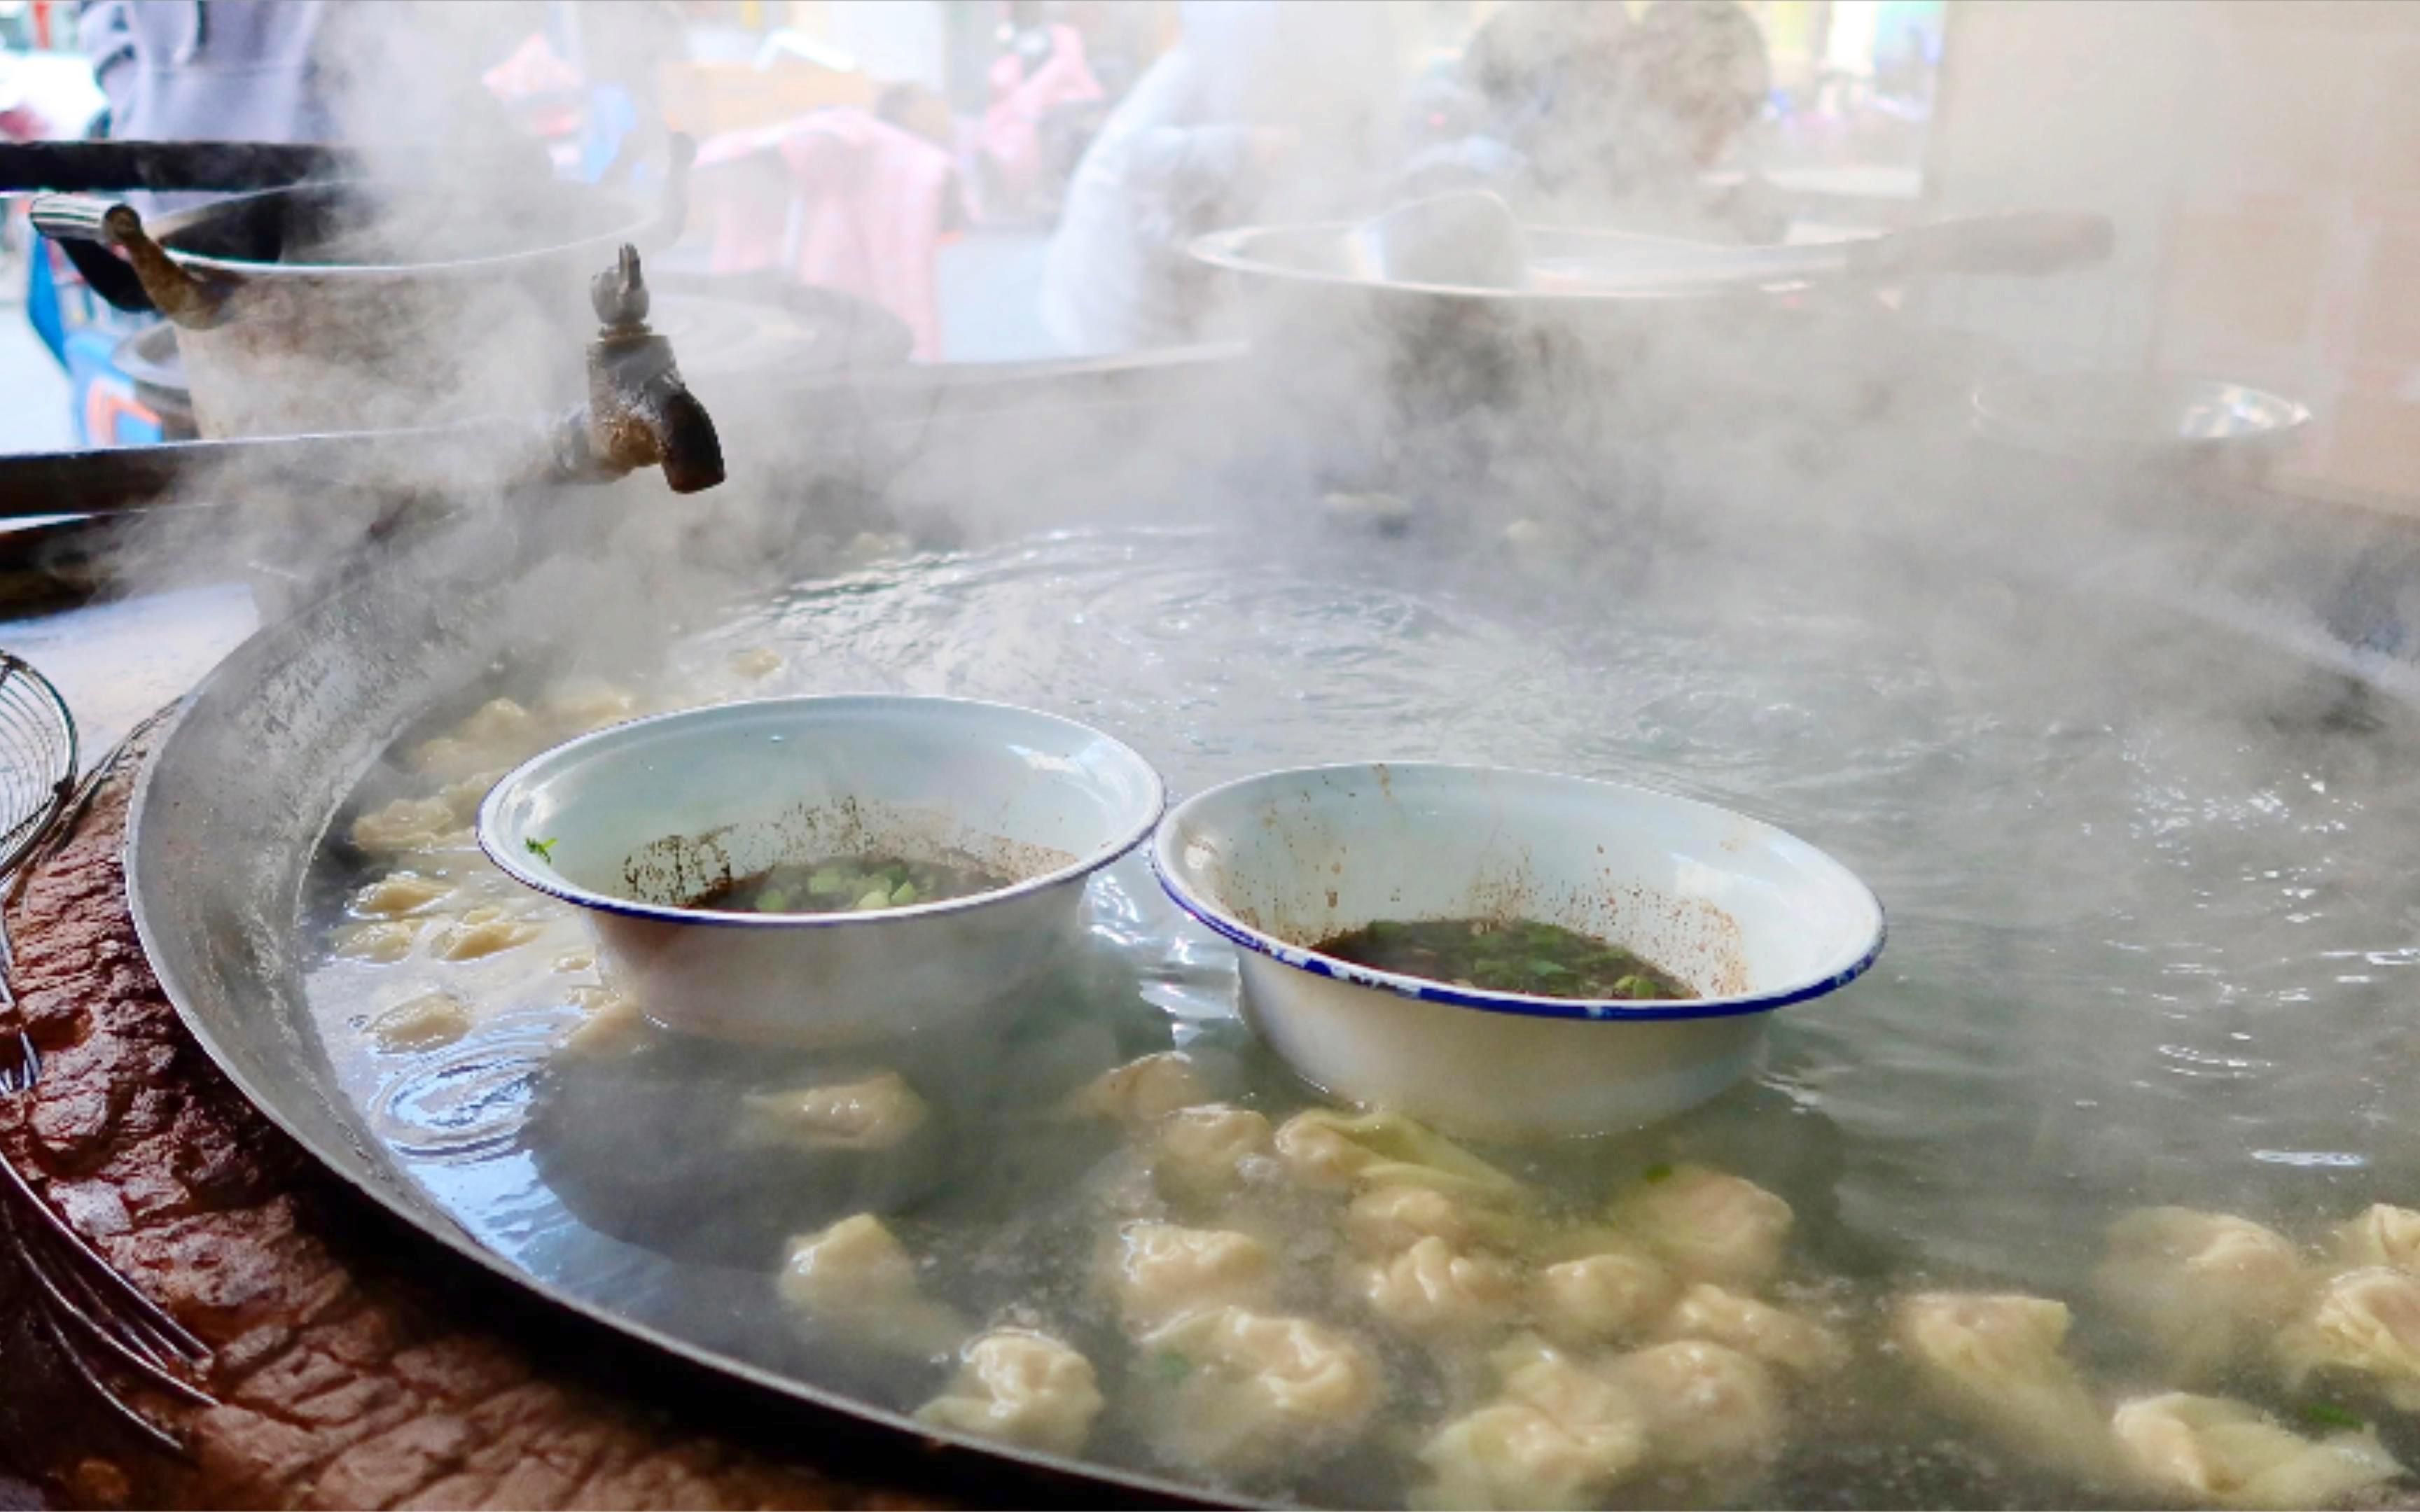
(77, 1), (538, 164)
(1405, 0), (1781, 242)
(1038, 0), (1410, 355)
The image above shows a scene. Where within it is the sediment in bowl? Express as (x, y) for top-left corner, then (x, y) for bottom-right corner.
(478, 695), (1166, 1045)
(1151, 761), (1884, 1137)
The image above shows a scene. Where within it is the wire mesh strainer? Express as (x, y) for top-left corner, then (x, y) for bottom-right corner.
(0, 652), (76, 878)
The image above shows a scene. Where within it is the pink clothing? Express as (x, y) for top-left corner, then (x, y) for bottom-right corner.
(980, 23), (1104, 209)
(693, 109), (964, 360)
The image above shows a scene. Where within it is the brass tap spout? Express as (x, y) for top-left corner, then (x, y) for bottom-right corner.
(554, 245), (725, 493)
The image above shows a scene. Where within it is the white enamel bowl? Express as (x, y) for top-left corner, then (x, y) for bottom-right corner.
(1151, 762), (1884, 1140)
(480, 695), (1164, 1045)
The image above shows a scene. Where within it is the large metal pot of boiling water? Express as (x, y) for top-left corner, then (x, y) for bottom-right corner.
(1190, 204), (2117, 475)
(29, 172), (672, 438)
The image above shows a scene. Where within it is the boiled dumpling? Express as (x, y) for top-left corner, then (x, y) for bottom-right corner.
(332, 918), (421, 962)
(1349, 1185), (1475, 1254)
(538, 677), (639, 734)
(1605, 1338), (1785, 1476)
(1533, 1236), (1675, 1346)
(1134, 1306), (1381, 1474)
(1065, 1051), (1216, 1126)
(2111, 1391), (2402, 1510)
(1414, 1338), (1648, 1510)
(2095, 1207), (2307, 1378)
(2335, 1204), (2420, 1275)
(1653, 1283), (1846, 1380)
(1414, 1401), (1636, 1511)
(367, 991), (471, 1051)
(776, 1213), (961, 1354)
(351, 871), (454, 918)
(351, 796), (459, 853)
(1150, 1103), (1274, 1210)
(735, 1070), (929, 1153)
(559, 989), (649, 1058)
(1606, 1165), (1793, 1289)
(433, 769), (501, 825)
(1273, 1110), (1527, 1204)
(1349, 1184), (1536, 1256)
(429, 911), (542, 961)
(915, 1329), (1104, 1455)
(1496, 1334), (1652, 1462)
(1351, 1236), (1523, 1341)
(1893, 1292), (2115, 1479)
(2278, 1266), (2420, 1410)
(412, 697), (540, 778)
(1111, 1222), (1275, 1334)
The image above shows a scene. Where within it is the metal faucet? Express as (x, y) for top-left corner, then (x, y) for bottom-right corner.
(552, 245), (725, 494)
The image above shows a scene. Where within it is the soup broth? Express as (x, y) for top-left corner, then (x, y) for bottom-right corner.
(687, 855), (1011, 914)
(1314, 917), (1698, 1000)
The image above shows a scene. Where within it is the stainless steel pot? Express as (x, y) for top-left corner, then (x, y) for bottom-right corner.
(1190, 209), (2117, 454)
(30, 171), (678, 438)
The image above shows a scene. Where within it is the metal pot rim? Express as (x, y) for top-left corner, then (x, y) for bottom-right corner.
(153, 178), (661, 283)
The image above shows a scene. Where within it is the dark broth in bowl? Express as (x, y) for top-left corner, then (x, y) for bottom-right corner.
(1313, 916), (1698, 1000)
(687, 855), (1012, 914)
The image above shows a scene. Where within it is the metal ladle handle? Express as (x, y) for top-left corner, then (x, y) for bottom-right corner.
(25, 195), (229, 326)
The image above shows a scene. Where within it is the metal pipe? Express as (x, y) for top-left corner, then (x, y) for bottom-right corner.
(0, 141), (361, 195)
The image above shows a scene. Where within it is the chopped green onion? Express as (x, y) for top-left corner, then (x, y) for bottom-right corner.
(854, 888), (893, 911)
(1613, 974), (1660, 999)
(1153, 1352), (1194, 1382)
(2301, 1401), (2365, 1431)
(524, 836), (557, 863)
(1642, 1162), (1675, 1184)
(890, 881), (918, 906)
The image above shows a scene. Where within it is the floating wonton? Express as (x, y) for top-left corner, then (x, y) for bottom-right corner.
(915, 1329), (1104, 1455)
(351, 796), (460, 854)
(429, 911), (543, 962)
(1064, 1051), (1217, 1127)
(559, 989), (650, 1058)
(1606, 1165), (1793, 1289)
(351, 871), (454, 918)
(1413, 1337), (1649, 1511)
(1351, 1236), (1523, 1341)
(2278, 1267), (2420, 1412)
(1111, 1222), (1276, 1334)
(1150, 1103), (1274, 1210)
(434, 769), (503, 825)
(777, 1212), (961, 1354)
(368, 991), (471, 1052)
(2095, 1208), (2307, 1378)
(736, 1070), (929, 1154)
(2112, 1391), (2403, 1510)
(1653, 1283), (1847, 1380)
(1134, 1306), (1381, 1474)
(1893, 1292), (2116, 1480)
(1414, 1401), (1635, 1512)
(1272, 1110), (1527, 1205)
(1604, 1339), (1786, 1476)
(538, 678), (640, 735)
(333, 918), (422, 962)
(1533, 1235), (1675, 1347)
(2334, 1205), (2420, 1277)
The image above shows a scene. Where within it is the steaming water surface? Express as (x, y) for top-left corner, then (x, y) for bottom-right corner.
(304, 525), (2420, 1506)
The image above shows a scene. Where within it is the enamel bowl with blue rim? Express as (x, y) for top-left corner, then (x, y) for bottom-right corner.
(1151, 762), (1884, 1139)
(480, 695), (1164, 1046)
